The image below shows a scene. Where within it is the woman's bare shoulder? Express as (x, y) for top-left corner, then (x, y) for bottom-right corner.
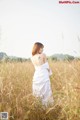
(40, 53), (47, 62)
(31, 53), (46, 59)
(41, 53), (47, 59)
(41, 53), (46, 57)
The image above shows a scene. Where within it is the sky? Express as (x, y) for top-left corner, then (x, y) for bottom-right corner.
(0, 0), (80, 58)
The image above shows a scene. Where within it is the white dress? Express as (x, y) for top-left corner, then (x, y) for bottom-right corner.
(32, 61), (54, 106)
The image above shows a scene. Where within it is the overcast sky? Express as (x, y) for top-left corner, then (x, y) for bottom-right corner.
(0, 0), (80, 58)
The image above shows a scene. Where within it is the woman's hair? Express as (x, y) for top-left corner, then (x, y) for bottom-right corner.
(32, 42), (44, 56)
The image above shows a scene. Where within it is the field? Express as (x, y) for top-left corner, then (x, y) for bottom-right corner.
(0, 60), (80, 120)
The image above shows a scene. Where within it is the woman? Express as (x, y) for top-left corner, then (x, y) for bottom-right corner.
(31, 42), (54, 106)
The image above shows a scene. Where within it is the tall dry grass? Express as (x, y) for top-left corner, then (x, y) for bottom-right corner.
(0, 60), (80, 120)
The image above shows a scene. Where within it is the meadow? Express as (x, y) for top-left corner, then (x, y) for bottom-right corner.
(0, 60), (80, 120)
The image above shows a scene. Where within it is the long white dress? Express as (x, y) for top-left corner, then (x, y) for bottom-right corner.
(32, 61), (54, 106)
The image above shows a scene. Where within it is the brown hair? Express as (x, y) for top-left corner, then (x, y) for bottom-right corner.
(32, 42), (44, 56)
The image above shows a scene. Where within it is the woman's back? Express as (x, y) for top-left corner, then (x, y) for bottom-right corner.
(31, 53), (47, 66)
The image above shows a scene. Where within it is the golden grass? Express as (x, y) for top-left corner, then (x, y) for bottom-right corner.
(0, 60), (80, 120)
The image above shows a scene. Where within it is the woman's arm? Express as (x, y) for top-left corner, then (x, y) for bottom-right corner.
(42, 53), (52, 76)
(42, 53), (47, 63)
